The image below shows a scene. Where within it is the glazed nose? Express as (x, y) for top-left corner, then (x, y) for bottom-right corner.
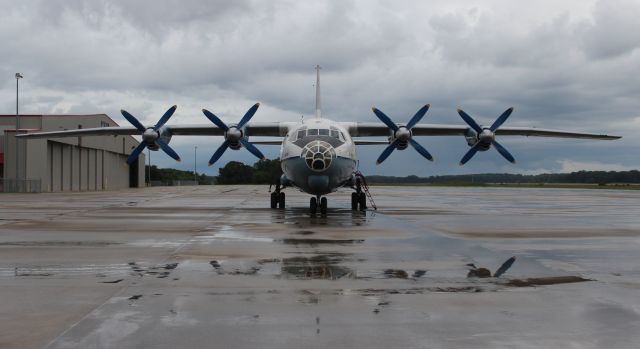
(302, 140), (336, 172)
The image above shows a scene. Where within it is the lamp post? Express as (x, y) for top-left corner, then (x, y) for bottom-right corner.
(194, 146), (198, 185)
(147, 148), (151, 186)
(15, 73), (23, 183)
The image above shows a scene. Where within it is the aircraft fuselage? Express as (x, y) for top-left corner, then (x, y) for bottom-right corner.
(279, 118), (357, 196)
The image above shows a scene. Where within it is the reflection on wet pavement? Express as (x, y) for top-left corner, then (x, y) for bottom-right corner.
(2, 185), (640, 349)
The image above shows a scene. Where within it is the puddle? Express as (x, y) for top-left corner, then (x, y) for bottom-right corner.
(383, 269), (409, 278)
(278, 238), (364, 245)
(504, 276), (591, 287)
(0, 241), (118, 247)
(280, 256), (355, 280)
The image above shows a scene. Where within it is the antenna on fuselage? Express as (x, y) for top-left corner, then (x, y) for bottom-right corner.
(315, 65), (321, 118)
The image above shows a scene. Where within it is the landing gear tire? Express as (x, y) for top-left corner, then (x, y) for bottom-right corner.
(351, 192), (358, 210)
(278, 192), (285, 209)
(320, 197), (327, 215)
(310, 197), (318, 215)
(358, 192), (367, 211)
(270, 192), (278, 209)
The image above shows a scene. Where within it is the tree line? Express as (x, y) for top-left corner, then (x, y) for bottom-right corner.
(148, 160), (640, 185)
(366, 170), (640, 184)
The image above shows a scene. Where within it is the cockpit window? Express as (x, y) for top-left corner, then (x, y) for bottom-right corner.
(319, 129), (330, 136)
(330, 130), (339, 138)
(297, 130), (306, 140)
(307, 129), (318, 136)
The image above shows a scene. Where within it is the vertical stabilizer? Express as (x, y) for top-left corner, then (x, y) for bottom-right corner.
(315, 65), (321, 118)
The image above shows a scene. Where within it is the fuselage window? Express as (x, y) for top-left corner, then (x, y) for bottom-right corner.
(319, 129), (330, 136)
(307, 129), (318, 136)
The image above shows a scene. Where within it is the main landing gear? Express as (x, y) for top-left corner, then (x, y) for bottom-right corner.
(351, 171), (376, 211)
(270, 184), (285, 209)
(310, 196), (327, 215)
(351, 177), (367, 211)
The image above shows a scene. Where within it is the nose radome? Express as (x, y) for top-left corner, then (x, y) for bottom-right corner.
(301, 140), (336, 172)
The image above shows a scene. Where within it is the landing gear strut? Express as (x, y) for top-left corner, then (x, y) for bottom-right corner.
(270, 184), (285, 209)
(310, 196), (328, 215)
(351, 171), (377, 211)
(351, 177), (367, 211)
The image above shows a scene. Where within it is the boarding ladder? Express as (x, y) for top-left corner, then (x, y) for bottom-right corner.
(355, 170), (377, 210)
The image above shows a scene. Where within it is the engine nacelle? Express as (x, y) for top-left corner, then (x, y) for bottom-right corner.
(464, 127), (492, 151)
(389, 126), (411, 150)
(225, 126), (245, 150)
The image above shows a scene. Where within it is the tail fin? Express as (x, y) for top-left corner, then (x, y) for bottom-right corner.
(315, 65), (321, 118)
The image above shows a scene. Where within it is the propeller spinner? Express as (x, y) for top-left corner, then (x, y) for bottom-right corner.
(457, 107), (516, 165)
(371, 104), (434, 165)
(202, 103), (266, 166)
(121, 105), (181, 165)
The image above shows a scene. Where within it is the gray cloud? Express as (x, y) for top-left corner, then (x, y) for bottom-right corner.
(0, 0), (637, 176)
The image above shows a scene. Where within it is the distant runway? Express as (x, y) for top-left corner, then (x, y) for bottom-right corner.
(1, 186), (639, 348)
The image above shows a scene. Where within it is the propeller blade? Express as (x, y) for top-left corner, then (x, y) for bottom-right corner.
(460, 143), (482, 165)
(156, 138), (181, 162)
(237, 103), (260, 128)
(239, 138), (266, 160)
(457, 108), (483, 133)
(406, 104), (430, 129)
(490, 107), (514, 131)
(376, 139), (400, 165)
(208, 141), (230, 166)
(492, 140), (516, 164)
(409, 138), (434, 161)
(127, 142), (147, 165)
(372, 108), (399, 132)
(202, 109), (229, 131)
(121, 110), (146, 132)
(155, 105), (177, 129)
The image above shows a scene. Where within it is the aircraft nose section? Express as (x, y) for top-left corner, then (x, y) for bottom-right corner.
(307, 175), (330, 193)
(301, 140), (336, 172)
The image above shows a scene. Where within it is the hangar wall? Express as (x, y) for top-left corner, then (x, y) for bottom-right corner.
(1, 114), (145, 192)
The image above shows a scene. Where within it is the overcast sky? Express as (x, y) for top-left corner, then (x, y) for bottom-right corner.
(1, 0), (638, 176)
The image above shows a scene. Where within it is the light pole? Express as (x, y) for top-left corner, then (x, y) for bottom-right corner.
(15, 73), (23, 184)
(147, 148), (151, 186)
(194, 146), (198, 185)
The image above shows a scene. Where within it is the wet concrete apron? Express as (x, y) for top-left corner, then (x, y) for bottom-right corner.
(1, 186), (639, 348)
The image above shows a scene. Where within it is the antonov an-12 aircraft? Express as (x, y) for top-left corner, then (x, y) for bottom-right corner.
(20, 66), (620, 214)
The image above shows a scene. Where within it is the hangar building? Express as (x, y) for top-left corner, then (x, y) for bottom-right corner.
(0, 114), (145, 192)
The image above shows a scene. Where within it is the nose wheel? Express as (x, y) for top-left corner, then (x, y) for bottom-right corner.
(310, 196), (327, 215)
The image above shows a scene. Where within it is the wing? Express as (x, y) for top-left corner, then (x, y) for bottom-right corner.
(342, 122), (620, 140)
(17, 122), (295, 139)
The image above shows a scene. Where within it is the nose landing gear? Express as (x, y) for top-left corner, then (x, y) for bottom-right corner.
(310, 196), (327, 215)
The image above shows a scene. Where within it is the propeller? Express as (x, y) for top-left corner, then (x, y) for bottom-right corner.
(371, 104), (433, 165)
(121, 105), (181, 165)
(202, 103), (266, 166)
(457, 107), (516, 165)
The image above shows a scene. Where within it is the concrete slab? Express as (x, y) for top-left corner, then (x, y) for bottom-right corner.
(1, 185), (639, 348)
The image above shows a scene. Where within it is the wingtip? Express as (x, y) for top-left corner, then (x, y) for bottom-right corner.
(255, 102), (261, 107)
(208, 162), (214, 167)
(371, 107), (377, 112)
